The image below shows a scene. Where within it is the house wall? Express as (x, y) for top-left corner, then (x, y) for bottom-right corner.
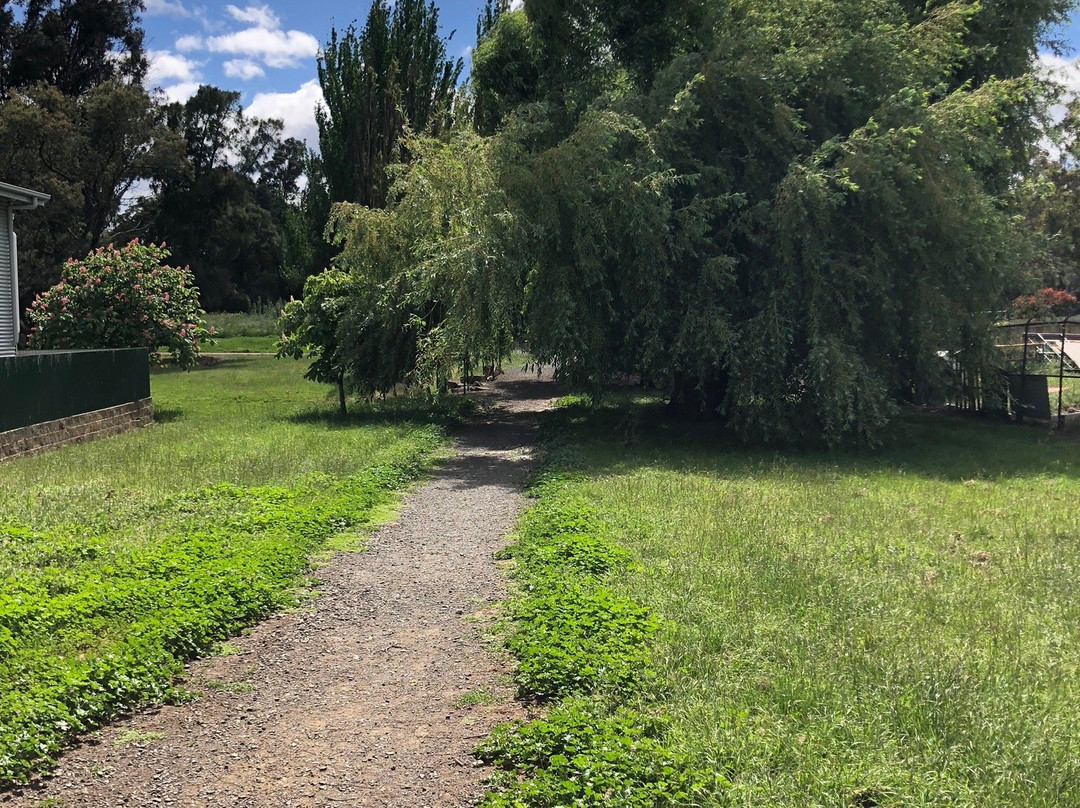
(0, 348), (151, 433)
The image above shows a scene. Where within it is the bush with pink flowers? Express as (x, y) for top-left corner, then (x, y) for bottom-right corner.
(26, 240), (210, 369)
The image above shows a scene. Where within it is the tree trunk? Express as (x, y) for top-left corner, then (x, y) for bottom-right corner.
(667, 371), (728, 421)
(337, 374), (347, 415)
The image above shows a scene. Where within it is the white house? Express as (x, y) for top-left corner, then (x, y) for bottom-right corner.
(0, 182), (50, 358)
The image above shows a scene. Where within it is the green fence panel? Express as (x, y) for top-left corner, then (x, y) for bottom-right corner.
(0, 349), (150, 432)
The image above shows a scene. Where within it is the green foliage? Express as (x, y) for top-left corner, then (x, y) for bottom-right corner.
(277, 269), (352, 409)
(316, 0), (463, 208)
(205, 301), (282, 338)
(135, 85), (312, 311)
(26, 240), (209, 369)
(290, 130), (518, 398)
(0, 81), (184, 300)
(523, 394), (1080, 807)
(457, 0), (1062, 445)
(500, 106), (674, 394)
(476, 698), (716, 808)
(1021, 99), (1080, 297)
(0, 465), (432, 784)
(478, 459), (710, 806)
(0, 0), (147, 98)
(0, 357), (447, 785)
(499, 490), (654, 701)
(508, 584), (656, 699)
(472, 9), (541, 135)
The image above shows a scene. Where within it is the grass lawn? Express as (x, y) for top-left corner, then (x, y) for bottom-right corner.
(204, 307), (280, 339)
(207, 335), (278, 353)
(514, 399), (1080, 807)
(0, 356), (449, 784)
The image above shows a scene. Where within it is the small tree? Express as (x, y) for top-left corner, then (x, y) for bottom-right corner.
(26, 240), (210, 369)
(276, 270), (352, 414)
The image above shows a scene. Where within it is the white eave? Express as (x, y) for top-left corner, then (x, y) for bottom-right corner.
(0, 182), (50, 210)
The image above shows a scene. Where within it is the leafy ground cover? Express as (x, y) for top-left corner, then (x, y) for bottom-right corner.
(487, 397), (1080, 807)
(0, 357), (449, 784)
(478, 471), (715, 807)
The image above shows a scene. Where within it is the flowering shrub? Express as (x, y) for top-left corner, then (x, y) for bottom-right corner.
(27, 240), (211, 369)
(1008, 288), (1079, 320)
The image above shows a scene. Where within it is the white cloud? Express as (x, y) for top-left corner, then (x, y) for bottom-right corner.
(223, 58), (266, 80)
(147, 50), (200, 85)
(1036, 53), (1080, 159)
(225, 4), (281, 30)
(160, 81), (202, 104)
(176, 5), (318, 70)
(1041, 53), (1080, 99)
(175, 34), (204, 51)
(145, 0), (191, 17)
(206, 27), (319, 68)
(509, 0), (524, 10)
(246, 79), (324, 146)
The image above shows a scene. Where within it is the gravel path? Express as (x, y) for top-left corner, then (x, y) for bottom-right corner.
(2, 370), (556, 808)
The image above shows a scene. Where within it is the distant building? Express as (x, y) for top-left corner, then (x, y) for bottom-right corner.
(0, 181), (50, 357)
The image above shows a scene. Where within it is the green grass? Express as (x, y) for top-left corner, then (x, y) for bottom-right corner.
(208, 335), (278, 353)
(504, 398), (1080, 808)
(479, 477), (709, 807)
(204, 303), (282, 338)
(0, 356), (449, 783)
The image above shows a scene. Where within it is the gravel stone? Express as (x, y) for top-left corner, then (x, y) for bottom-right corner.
(1, 370), (557, 808)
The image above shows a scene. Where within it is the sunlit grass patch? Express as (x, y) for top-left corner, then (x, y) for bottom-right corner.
(0, 357), (448, 784)
(508, 395), (1080, 807)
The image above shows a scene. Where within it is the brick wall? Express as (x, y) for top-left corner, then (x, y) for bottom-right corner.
(0, 398), (153, 462)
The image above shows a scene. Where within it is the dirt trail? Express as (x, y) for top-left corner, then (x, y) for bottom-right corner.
(2, 371), (556, 808)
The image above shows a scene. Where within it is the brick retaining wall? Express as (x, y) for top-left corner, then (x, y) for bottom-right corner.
(0, 398), (154, 462)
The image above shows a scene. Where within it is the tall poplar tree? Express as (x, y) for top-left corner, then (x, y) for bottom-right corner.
(315, 0), (462, 208)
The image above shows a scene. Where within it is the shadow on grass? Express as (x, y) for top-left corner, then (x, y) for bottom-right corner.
(286, 397), (472, 431)
(150, 355), (262, 375)
(152, 406), (184, 424)
(543, 396), (1080, 483)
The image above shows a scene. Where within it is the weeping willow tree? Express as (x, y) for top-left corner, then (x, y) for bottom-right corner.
(297, 130), (520, 398)
(472, 0), (1052, 445)
(285, 0), (1063, 443)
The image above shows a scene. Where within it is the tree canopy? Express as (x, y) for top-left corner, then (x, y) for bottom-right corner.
(0, 0), (147, 98)
(127, 86), (310, 311)
(288, 0), (1072, 446)
(0, 5), (323, 316)
(315, 0), (462, 208)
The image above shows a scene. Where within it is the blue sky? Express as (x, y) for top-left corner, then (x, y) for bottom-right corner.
(141, 1), (1080, 150)
(141, 0), (506, 146)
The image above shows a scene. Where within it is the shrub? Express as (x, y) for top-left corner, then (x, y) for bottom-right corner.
(1008, 288), (1079, 320)
(27, 240), (210, 369)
